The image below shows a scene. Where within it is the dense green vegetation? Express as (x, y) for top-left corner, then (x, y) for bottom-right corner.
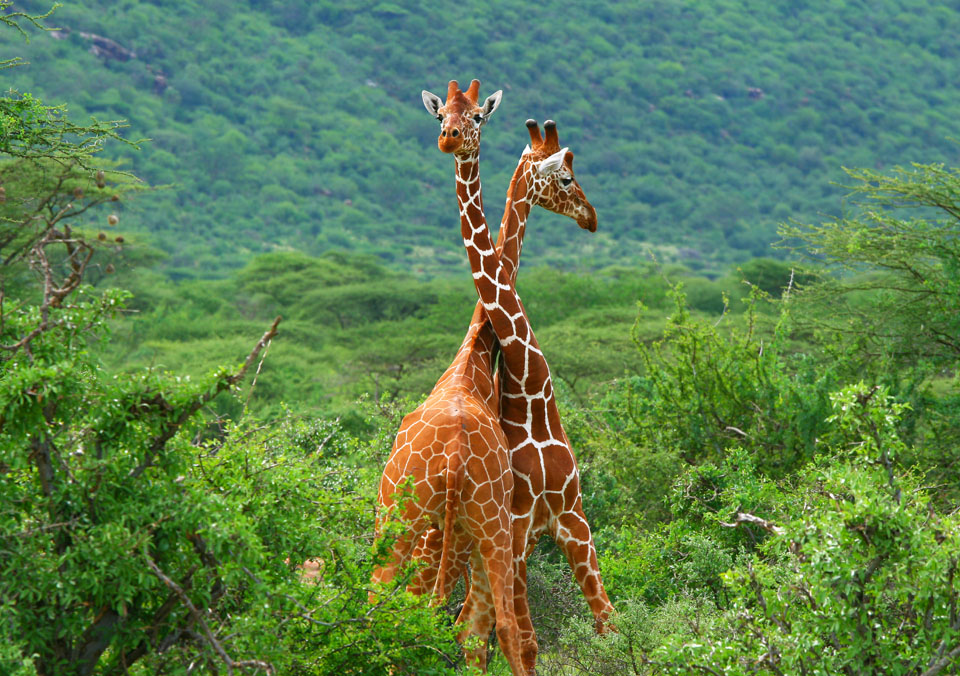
(3, 3), (960, 675)
(102, 250), (755, 424)
(5, 0), (960, 276)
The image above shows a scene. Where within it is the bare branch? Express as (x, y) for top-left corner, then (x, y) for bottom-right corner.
(0, 225), (94, 358)
(145, 556), (274, 675)
(129, 316), (282, 479)
(719, 512), (785, 536)
(922, 643), (960, 676)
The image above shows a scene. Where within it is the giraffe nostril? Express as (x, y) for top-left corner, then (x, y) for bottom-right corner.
(451, 129), (459, 137)
(441, 130), (447, 137)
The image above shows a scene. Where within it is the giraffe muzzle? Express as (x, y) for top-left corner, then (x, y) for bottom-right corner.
(577, 204), (598, 232)
(438, 131), (464, 154)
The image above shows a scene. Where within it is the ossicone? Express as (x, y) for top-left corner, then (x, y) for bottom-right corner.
(465, 79), (481, 103)
(543, 120), (560, 151)
(446, 80), (460, 101)
(526, 119), (543, 146)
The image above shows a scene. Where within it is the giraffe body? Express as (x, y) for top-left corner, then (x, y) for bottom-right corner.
(373, 80), (528, 676)
(374, 336), (525, 673)
(417, 95), (613, 673)
(381, 79), (613, 674)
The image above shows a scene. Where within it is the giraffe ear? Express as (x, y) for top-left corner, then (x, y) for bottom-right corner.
(535, 147), (569, 176)
(421, 90), (444, 119)
(481, 90), (502, 119)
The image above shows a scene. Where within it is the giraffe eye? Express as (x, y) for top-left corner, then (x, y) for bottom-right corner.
(473, 114), (483, 123)
(560, 177), (573, 187)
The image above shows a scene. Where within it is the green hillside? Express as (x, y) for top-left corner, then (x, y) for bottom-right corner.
(5, 0), (960, 277)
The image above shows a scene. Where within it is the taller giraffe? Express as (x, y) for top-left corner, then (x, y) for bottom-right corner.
(371, 81), (529, 676)
(421, 82), (613, 673)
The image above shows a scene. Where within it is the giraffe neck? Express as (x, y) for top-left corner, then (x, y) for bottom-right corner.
(493, 160), (533, 285)
(432, 317), (499, 405)
(454, 152), (540, 375)
(492, 160), (566, 445)
(433, 156), (533, 411)
(454, 147), (613, 633)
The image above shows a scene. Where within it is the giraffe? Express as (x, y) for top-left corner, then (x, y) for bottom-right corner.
(418, 82), (614, 673)
(371, 80), (528, 676)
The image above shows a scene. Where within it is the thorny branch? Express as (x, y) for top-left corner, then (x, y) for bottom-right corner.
(0, 225), (94, 359)
(145, 556), (274, 675)
(128, 315), (282, 479)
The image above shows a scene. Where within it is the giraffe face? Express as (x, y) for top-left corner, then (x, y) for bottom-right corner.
(527, 146), (598, 232)
(421, 80), (502, 155)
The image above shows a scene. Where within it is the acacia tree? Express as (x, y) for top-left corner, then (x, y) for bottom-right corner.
(779, 162), (960, 490)
(781, 162), (960, 368)
(0, 6), (459, 675)
(0, 7), (276, 673)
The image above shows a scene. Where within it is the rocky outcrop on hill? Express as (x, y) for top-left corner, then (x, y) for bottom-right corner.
(79, 32), (136, 61)
(48, 28), (136, 62)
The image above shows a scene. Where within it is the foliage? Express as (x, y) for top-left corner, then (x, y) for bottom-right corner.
(6, 1), (960, 275)
(736, 257), (817, 298)
(0, 2), (143, 297)
(0, 17), (460, 673)
(0, 330), (463, 673)
(630, 283), (837, 475)
(0, 88), (130, 162)
(0, 0), (53, 68)
(5, 4), (960, 674)
(658, 384), (960, 675)
(0, 0), (133, 165)
(104, 252), (692, 421)
(137, 415), (464, 676)
(588, 448), (774, 610)
(0, 215), (461, 674)
(543, 385), (960, 676)
(781, 160), (960, 497)
(538, 596), (718, 676)
(783, 161), (960, 369)
(1, 224), (276, 673)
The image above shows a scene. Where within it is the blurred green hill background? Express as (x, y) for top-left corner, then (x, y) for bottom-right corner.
(5, 0), (960, 278)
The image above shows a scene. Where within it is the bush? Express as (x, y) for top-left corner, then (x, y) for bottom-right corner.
(630, 283), (841, 475)
(557, 384), (960, 675)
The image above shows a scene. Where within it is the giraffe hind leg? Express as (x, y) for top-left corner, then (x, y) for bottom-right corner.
(474, 534), (526, 676)
(410, 525), (472, 600)
(457, 548), (496, 672)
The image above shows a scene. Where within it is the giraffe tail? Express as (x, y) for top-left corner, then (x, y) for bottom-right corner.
(432, 427), (466, 600)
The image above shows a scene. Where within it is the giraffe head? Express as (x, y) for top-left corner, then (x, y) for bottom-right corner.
(421, 79), (503, 155)
(520, 119), (597, 232)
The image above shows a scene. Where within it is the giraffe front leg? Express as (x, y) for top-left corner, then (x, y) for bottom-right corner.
(551, 508), (615, 633)
(512, 517), (539, 673)
(513, 556), (538, 674)
(474, 533), (526, 676)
